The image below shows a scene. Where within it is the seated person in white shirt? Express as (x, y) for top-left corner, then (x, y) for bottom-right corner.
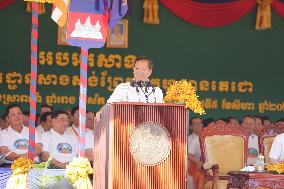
(241, 115), (259, 166)
(269, 118), (284, 164)
(39, 112), (53, 134)
(36, 104), (54, 135)
(66, 106), (80, 136)
(40, 104), (54, 115)
(107, 56), (164, 103)
(85, 111), (95, 162)
(0, 104), (42, 161)
(188, 117), (204, 189)
(262, 116), (271, 129)
(66, 106), (94, 162)
(41, 110), (78, 169)
(254, 115), (264, 136)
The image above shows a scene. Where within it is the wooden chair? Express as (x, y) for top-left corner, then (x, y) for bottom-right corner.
(199, 121), (248, 189)
(259, 132), (277, 164)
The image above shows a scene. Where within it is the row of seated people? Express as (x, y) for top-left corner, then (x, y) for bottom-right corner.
(0, 104), (95, 135)
(0, 104), (95, 168)
(187, 115), (284, 189)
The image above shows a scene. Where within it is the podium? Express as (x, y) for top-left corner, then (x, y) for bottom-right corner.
(93, 103), (188, 189)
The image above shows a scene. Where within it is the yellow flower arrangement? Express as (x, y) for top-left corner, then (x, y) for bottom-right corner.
(6, 157), (34, 189)
(164, 79), (205, 115)
(11, 157), (34, 175)
(266, 161), (284, 174)
(66, 157), (93, 189)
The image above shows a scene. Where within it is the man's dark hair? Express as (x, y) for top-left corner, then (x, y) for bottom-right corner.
(22, 111), (30, 116)
(51, 110), (69, 119)
(262, 116), (270, 121)
(71, 106), (79, 116)
(254, 115), (264, 125)
(228, 117), (240, 124)
(135, 56), (154, 70)
(189, 117), (202, 125)
(202, 118), (215, 127)
(241, 115), (255, 124)
(40, 112), (53, 123)
(5, 104), (23, 116)
(40, 104), (54, 112)
(228, 116), (238, 120)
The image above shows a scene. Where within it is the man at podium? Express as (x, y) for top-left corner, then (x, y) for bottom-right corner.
(93, 56), (187, 189)
(107, 56), (164, 103)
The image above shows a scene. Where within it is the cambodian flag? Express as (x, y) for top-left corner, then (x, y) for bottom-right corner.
(52, 0), (128, 29)
(65, 0), (128, 49)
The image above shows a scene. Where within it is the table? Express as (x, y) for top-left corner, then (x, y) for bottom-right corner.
(227, 171), (284, 189)
(0, 168), (67, 189)
(0, 168), (12, 189)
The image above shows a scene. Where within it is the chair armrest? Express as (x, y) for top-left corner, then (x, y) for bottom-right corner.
(203, 163), (219, 182)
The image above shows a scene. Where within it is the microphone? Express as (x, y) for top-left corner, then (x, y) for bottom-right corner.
(130, 80), (156, 103)
(152, 87), (156, 103)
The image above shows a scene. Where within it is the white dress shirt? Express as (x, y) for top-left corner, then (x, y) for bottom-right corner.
(41, 129), (78, 163)
(269, 133), (284, 162)
(66, 125), (94, 150)
(188, 133), (201, 160)
(36, 124), (44, 136)
(187, 133), (201, 189)
(0, 126), (41, 155)
(107, 82), (164, 103)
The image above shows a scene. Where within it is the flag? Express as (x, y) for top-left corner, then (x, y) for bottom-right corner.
(109, 0), (128, 28)
(51, 0), (69, 27)
(66, 0), (110, 49)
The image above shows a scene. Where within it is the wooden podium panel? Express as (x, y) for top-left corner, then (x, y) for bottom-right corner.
(94, 103), (188, 189)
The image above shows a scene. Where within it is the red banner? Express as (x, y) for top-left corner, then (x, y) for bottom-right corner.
(160, 0), (257, 27)
(0, 0), (16, 9)
(272, 0), (284, 18)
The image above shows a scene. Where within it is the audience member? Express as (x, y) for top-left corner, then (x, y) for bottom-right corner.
(228, 117), (240, 127)
(41, 110), (77, 169)
(0, 104), (42, 161)
(241, 115), (259, 166)
(188, 117), (204, 189)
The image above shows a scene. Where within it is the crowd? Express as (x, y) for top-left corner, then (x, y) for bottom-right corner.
(187, 115), (284, 189)
(0, 104), (95, 168)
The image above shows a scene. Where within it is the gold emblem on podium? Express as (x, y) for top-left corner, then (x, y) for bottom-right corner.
(129, 121), (171, 166)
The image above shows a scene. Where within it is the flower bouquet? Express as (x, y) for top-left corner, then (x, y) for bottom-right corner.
(266, 161), (284, 174)
(164, 79), (205, 115)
